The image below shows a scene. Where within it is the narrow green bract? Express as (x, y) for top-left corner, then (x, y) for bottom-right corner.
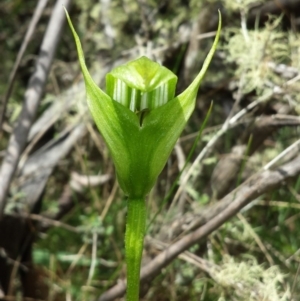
(65, 7), (221, 301)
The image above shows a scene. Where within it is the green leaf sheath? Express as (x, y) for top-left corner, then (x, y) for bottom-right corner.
(125, 198), (147, 301)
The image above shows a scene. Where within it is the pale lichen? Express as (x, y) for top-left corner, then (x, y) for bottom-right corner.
(212, 256), (291, 301)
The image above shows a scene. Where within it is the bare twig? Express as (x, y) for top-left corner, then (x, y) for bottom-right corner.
(0, 0), (72, 216)
(172, 91), (273, 205)
(87, 232), (98, 286)
(98, 155), (300, 301)
(101, 181), (119, 220)
(146, 236), (216, 276)
(291, 262), (300, 300)
(0, 0), (49, 131)
(8, 213), (79, 233)
(237, 213), (274, 265)
(263, 138), (300, 170)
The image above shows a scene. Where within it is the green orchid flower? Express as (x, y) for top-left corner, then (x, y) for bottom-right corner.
(65, 9), (221, 301)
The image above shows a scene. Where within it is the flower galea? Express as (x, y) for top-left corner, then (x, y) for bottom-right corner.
(65, 11), (221, 200)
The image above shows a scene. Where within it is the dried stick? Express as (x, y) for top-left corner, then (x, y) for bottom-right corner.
(0, 0), (49, 131)
(0, 0), (72, 216)
(172, 91), (273, 205)
(98, 155), (300, 301)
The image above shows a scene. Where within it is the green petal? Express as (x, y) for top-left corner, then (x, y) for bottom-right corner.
(107, 56), (177, 92)
(106, 57), (178, 112)
(65, 8), (138, 186)
(139, 12), (222, 188)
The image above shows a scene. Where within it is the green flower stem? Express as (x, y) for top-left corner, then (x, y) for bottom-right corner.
(125, 198), (147, 301)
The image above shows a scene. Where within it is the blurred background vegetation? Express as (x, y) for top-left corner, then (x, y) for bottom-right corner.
(0, 0), (300, 300)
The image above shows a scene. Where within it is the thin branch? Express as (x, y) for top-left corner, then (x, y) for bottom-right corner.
(263, 138), (300, 170)
(237, 213), (274, 265)
(8, 213), (79, 233)
(97, 155), (300, 301)
(0, 0), (49, 131)
(172, 91), (273, 205)
(0, 0), (72, 217)
(87, 232), (98, 286)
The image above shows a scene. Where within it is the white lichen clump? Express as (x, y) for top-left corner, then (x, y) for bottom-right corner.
(213, 256), (291, 301)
